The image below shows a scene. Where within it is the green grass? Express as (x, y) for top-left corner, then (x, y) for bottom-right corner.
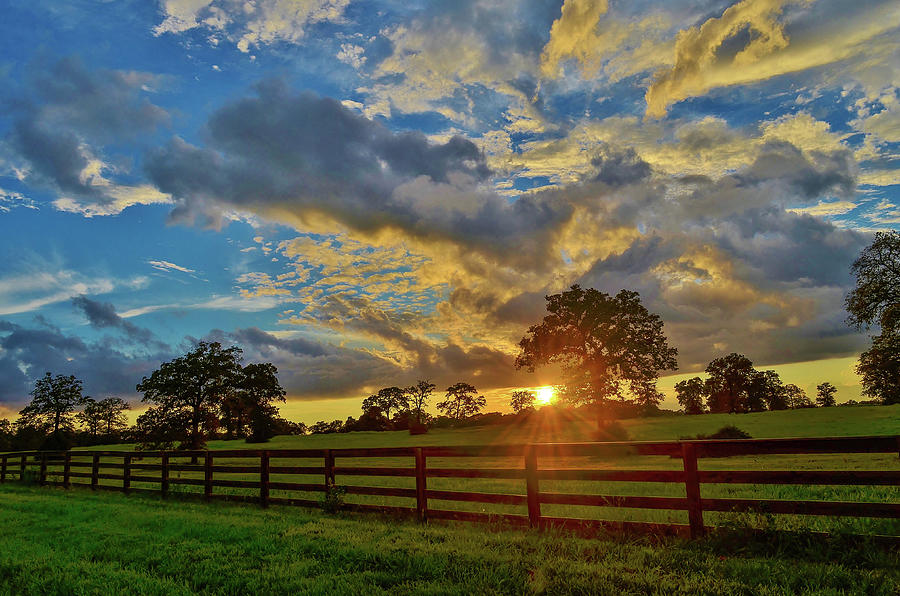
(0, 484), (897, 595)
(20, 405), (900, 535)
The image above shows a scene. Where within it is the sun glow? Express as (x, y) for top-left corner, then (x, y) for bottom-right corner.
(534, 386), (556, 405)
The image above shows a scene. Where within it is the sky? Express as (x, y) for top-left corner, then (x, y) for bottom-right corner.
(1, 0), (899, 424)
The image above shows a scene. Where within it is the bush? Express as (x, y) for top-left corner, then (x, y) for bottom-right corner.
(319, 482), (346, 514)
(694, 425), (752, 440)
(592, 420), (630, 442)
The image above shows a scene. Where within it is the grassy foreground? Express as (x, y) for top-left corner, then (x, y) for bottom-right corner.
(1, 484), (897, 596)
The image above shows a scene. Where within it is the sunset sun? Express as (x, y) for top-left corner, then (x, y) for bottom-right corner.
(535, 386), (556, 405)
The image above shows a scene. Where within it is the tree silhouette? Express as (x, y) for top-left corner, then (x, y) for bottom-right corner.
(76, 397), (104, 438)
(137, 341), (243, 450)
(704, 354), (756, 413)
(516, 285), (677, 410)
(19, 372), (84, 435)
(846, 231), (900, 332)
(362, 386), (409, 420)
(816, 382), (837, 407)
(437, 382), (485, 420)
(749, 370), (786, 411)
(674, 377), (705, 414)
(405, 380), (435, 424)
(509, 390), (536, 413)
(784, 384), (813, 409)
(856, 333), (900, 405)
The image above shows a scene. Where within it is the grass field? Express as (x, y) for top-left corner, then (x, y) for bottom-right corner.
(1, 484), (898, 595)
(19, 405), (900, 536)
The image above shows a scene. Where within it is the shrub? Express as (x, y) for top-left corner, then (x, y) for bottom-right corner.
(319, 482), (346, 514)
(592, 420), (630, 442)
(694, 425), (752, 440)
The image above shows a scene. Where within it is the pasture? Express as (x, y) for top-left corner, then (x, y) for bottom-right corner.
(10, 405), (900, 537)
(1, 484), (897, 595)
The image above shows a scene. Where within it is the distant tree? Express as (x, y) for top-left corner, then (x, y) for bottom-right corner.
(856, 333), (900, 405)
(362, 386), (409, 420)
(784, 384), (813, 409)
(749, 370), (787, 411)
(816, 382), (837, 407)
(516, 285), (677, 411)
(704, 354), (756, 413)
(845, 231), (900, 332)
(19, 372), (85, 435)
(96, 397), (129, 436)
(405, 380), (436, 424)
(309, 419), (344, 434)
(240, 363), (286, 443)
(0, 419), (14, 451)
(346, 407), (391, 432)
(136, 341), (243, 451)
(674, 377), (706, 415)
(509, 390), (536, 414)
(134, 406), (190, 451)
(271, 418), (307, 436)
(76, 398), (104, 438)
(437, 382), (486, 420)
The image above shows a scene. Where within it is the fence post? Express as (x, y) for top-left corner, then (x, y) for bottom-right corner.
(123, 454), (132, 494)
(1, 455), (7, 483)
(91, 453), (100, 490)
(20, 454), (26, 481)
(681, 442), (704, 539)
(161, 452), (169, 498)
(63, 452), (71, 489)
(324, 449), (335, 487)
(414, 447), (427, 523)
(39, 453), (48, 485)
(260, 450), (270, 508)
(204, 451), (213, 501)
(525, 444), (541, 528)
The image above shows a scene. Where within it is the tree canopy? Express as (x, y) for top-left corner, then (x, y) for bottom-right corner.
(845, 230), (900, 332)
(509, 390), (536, 414)
(515, 285), (677, 409)
(362, 386), (409, 421)
(856, 333), (900, 405)
(674, 377), (705, 415)
(437, 382), (485, 420)
(405, 380), (435, 424)
(19, 372), (84, 435)
(137, 341), (245, 450)
(816, 382), (837, 407)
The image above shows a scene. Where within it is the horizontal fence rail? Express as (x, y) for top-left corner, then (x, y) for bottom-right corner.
(2, 435), (898, 542)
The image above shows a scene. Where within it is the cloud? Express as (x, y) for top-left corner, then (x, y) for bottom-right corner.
(154, 0), (351, 52)
(148, 259), (195, 274)
(2, 56), (171, 214)
(0, 187), (37, 213)
(645, 0), (900, 117)
(0, 319), (167, 405)
(71, 295), (162, 347)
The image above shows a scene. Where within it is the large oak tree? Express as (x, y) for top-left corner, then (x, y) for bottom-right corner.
(515, 285), (677, 410)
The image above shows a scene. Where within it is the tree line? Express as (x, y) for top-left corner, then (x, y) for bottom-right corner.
(673, 353), (838, 415)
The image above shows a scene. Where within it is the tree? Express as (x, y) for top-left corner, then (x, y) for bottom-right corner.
(816, 382), (837, 407)
(704, 354), (756, 413)
(19, 372), (84, 435)
(76, 398), (104, 438)
(510, 390), (536, 414)
(516, 285), (677, 410)
(437, 382), (486, 420)
(674, 377), (706, 415)
(405, 380), (435, 424)
(239, 363), (286, 443)
(845, 231), (900, 332)
(749, 370), (786, 411)
(784, 384), (813, 408)
(856, 333), (900, 405)
(136, 341), (243, 451)
(362, 386), (409, 420)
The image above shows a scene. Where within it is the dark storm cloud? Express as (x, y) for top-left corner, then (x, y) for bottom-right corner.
(71, 295), (162, 347)
(590, 145), (652, 187)
(145, 81), (575, 265)
(0, 320), (166, 406)
(203, 326), (402, 398)
(4, 56), (169, 201)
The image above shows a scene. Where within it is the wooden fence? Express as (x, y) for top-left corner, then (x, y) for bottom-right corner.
(2, 436), (898, 540)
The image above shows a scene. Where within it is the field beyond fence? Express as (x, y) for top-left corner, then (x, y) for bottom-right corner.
(3, 435), (899, 542)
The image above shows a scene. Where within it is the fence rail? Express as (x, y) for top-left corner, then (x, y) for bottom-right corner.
(2, 435), (898, 541)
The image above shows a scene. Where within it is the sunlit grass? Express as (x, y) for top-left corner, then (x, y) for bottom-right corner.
(0, 484), (897, 595)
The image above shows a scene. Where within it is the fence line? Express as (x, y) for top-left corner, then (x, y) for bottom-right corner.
(2, 435), (898, 541)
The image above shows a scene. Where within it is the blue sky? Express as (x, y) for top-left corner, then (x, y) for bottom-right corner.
(1, 0), (899, 422)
